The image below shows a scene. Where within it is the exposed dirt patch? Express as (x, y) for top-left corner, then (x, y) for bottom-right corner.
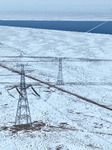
(0, 121), (76, 134)
(87, 144), (102, 149)
(0, 121), (45, 133)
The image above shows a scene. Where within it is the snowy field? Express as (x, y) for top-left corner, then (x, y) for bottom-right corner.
(0, 26), (112, 150)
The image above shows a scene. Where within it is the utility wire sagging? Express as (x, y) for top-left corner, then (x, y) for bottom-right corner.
(0, 63), (112, 112)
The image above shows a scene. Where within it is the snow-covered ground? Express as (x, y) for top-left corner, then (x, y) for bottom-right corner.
(0, 26), (112, 150)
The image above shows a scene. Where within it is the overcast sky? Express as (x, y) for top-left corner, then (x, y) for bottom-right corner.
(0, 0), (112, 13)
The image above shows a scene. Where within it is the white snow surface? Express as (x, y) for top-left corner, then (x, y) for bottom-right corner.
(0, 26), (112, 150)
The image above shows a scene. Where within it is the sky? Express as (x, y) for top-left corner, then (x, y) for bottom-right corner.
(0, 0), (112, 13)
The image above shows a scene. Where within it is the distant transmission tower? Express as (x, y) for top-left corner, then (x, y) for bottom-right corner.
(15, 64), (32, 125)
(56, 58), (64, 85)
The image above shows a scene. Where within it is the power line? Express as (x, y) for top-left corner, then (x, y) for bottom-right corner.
(43, 93), (112, 146)
(0, 63), (112, 146)
(0, 63), (112, 112)
(1, 82), (112, 86)
(1, 57), (112, 62)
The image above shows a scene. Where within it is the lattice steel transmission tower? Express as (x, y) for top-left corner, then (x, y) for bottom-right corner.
(56, 58), (64, 85)
(15, 64), (32, 125)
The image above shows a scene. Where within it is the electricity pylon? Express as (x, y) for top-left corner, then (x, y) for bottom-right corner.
(56, 58), (64, 85)
(15, 64), (32, 125)
(5, 64), (40, 126)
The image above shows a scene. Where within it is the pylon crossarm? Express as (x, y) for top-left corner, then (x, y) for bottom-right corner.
(25, 84), (32, 89)
(16, 87), (23, 97)
(31, 86), (40, 97)
(8, 86), (16, 90)
(5, 87), (16, 99)
(5, 86), (23, 98)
